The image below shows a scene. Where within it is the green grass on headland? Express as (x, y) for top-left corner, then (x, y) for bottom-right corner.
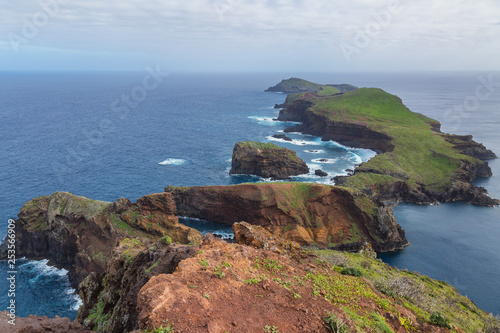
(315, 249), (500, 332)
(301, 88), (484, 198)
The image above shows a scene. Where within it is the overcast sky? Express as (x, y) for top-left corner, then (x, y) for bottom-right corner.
(1, 0), (499, 72)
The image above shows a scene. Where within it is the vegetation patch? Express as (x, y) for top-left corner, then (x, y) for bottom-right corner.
(315, 248), (499, 332)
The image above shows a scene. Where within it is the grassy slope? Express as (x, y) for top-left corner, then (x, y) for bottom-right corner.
(270, 77), (325, 93)
(237, 141), (306, 165)
(308, 88), (478, 194)
(315, 249), (500, 332)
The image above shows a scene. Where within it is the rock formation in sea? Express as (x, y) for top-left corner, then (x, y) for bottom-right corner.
(229, 141), (309, 180)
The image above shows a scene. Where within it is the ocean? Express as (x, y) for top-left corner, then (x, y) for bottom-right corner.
(0, 71), (498, 319)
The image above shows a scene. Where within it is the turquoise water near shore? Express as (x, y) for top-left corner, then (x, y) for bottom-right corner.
(0, 71), (498, 318)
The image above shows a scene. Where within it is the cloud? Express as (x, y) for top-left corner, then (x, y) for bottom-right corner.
(0, 0), (499, 70)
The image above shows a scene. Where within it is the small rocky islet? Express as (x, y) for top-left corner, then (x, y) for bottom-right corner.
(1, 78), (499, 332)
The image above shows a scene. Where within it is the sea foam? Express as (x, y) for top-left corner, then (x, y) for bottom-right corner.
(158, 158), (186, 166)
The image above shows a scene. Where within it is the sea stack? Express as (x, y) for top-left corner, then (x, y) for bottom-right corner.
(230, 141), (309, 180)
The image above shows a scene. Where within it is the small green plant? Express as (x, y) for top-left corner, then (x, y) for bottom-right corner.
(203, 293), (210, 299)
(145, 261), (160, 275)
(222, 261), (232, 268)
(160, 235), (172, 245)
(188, 285), (197, 289)
(429, 312), (451, 328)
(340, 267), (363, 277)
(244, 278), (261, 284)
(263, 325), (279, 333)
(199, 258), (209, 268)
(292, 292), (302, 298)
(213, 265), (225, 278)
(154, 322), (175, 333)
(398, 317), (416, 331)
(324, 313), (349, 333)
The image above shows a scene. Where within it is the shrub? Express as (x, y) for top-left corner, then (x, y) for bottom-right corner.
(199, 258), (208, 268)
(324, 313), (349, 333)
(429, 312), (450, 328)
(160, 235), (172, 245)
(374, 277), (424, 303)
(340, 267), (363, 277)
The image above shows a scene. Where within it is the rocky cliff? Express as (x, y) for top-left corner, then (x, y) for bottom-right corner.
(135, 232), (498, 332)
(166, 183), (408, 252)
(0, 191), (202, 289)
(76, 241), (197, 332)
(230, 141), (309, 179)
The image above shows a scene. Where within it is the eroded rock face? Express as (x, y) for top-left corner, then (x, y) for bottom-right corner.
(0, 192), (202, 289)
(77, 242), (197, 333)
(166, 183), (408, 252)
(229, 141), (309, 180)
(232, 221), (300, 252)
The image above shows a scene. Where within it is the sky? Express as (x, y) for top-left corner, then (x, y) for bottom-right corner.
(1, 0), (499, 72)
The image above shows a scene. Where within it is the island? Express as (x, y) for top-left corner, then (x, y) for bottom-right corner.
(1, 78), (499, 333)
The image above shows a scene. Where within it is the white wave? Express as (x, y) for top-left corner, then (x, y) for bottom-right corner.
(266, 135), (322, 146)
(312, 158), (338, 164)
(158, 158), (186, 166)
(247, 116), (279, 126)
(348, 153), (362, 165)
(248, 115), (301, 126)
(69, 291), (83, 311)
(351, 148), (377, 162)
(307, 163), (322, 170)
(21, 259), (68, 277)
(304, 149), (325, 154)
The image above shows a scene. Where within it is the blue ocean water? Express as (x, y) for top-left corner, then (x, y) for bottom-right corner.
(0, 71), (498, 319)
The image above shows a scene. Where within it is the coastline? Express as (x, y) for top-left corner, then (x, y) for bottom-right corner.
(1, 72), (498, 330)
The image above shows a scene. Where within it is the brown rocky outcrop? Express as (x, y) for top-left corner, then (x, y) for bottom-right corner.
(77, 242), (197, 333)
(136, 236), (447, 333)
(0, 192), (202, 289)
(166, 183), (408, 252)
(0, 311), (93, 333)
(230, 141), (309, 179)
(232, 221), (300, 252)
